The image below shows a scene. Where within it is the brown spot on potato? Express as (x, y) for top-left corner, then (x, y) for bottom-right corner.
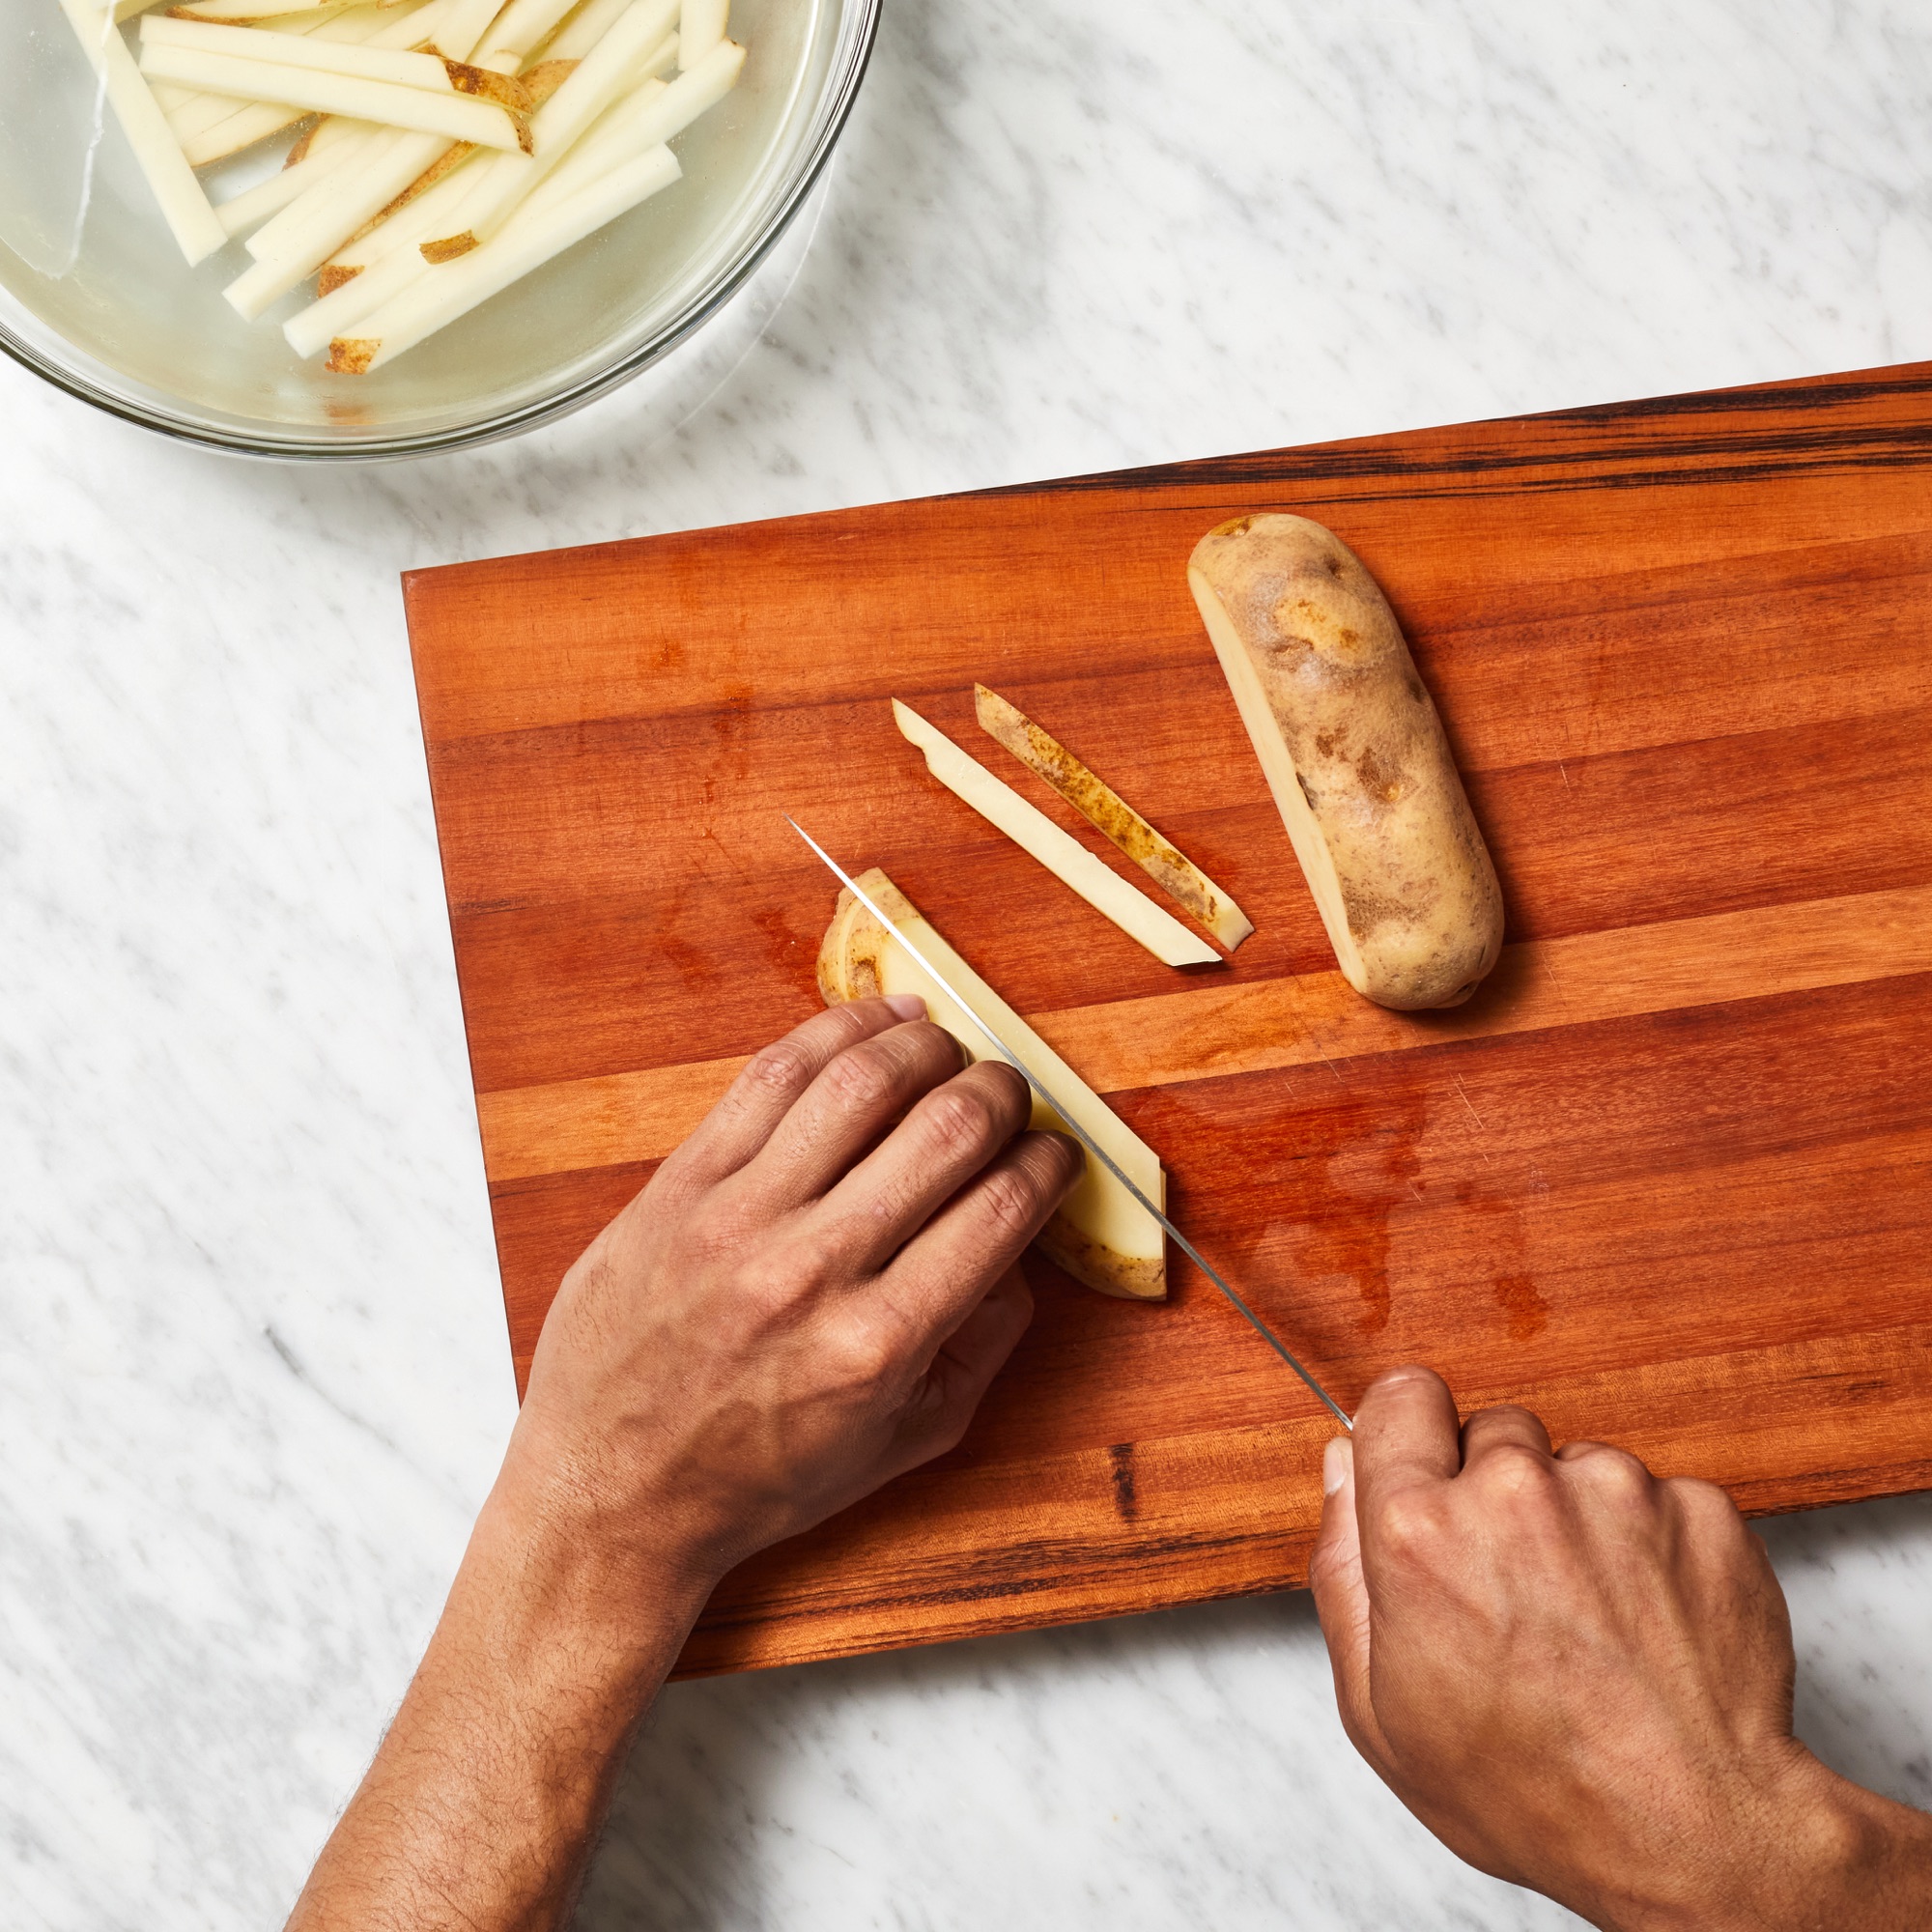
(326, 337), (378, 375)
(1355, 747), (1405, 804)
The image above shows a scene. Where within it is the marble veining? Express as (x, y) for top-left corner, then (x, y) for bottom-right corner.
(3, 0), (1930, 1925)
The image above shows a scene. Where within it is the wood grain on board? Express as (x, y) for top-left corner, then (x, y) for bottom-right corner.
(402, 360), (1932, 1678)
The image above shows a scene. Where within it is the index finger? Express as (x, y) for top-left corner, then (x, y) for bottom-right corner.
(1350, 1365), (1463, 1519)
(671, 996), (928, 1185)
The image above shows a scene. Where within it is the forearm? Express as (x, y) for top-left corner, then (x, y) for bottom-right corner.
(286, 1449), (719, 1932)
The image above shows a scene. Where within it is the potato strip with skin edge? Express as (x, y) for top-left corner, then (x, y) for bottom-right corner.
(328, 142), (681, 370)
(973, 683), (1255, 952)
(411, 0), (690, 261)
(293, 52), (669, 352)
(135, 43), (531, 150)
(892, 700), (1220, 968)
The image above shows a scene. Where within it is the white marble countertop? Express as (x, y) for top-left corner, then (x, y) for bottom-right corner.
(5, 1), (1932, 1925)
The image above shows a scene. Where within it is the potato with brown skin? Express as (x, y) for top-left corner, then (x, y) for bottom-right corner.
(1188, 513), (1502, 1009)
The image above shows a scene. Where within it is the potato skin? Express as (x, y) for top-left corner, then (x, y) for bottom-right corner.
(1189, 513), (1502, 1009)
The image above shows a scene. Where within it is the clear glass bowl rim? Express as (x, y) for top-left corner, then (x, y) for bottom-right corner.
(0, 0), (878, 464)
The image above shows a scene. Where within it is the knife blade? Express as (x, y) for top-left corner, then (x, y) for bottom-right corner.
(787, 816), (1353, 1431)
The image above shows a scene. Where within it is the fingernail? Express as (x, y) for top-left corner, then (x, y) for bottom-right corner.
(883, 994), (926, 1020)
(1322, 1435), (1352, 1496)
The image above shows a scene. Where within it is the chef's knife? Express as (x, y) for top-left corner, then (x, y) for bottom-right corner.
(788, 816), (1353, 1431)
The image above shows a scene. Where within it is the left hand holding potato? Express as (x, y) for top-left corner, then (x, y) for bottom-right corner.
(1311, 1367), (1932, 1930)
(285, 994), (1082, 1932)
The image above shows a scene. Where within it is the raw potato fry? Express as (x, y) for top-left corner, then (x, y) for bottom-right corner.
(328, 140), (680, 369)
(164, 0), (398, 156)
(818, 869), (1166, 1301)
(181, 101), (312, 167)
(284, 150), (486, 348)
(168, 0), (354, 18)
(247, 122), (409, 255)
(84, 0), (749, 377)
(137, 43), (532, 151)
(140, 16), (530, 114)
(676, 0), (724, 68)
(543, 0), (633, 62)
(892, 700), (1220, 968)
(56, 0), (226, 264)
(469, 0), (587, 68)
(413, 0), (683, 258)
(288, 51), (660, 348)
(1188, 513), (1503, 1009)
(227, 127), (453, 315)
(974, 684), (1255, 952)
(217, 139), (341, 232)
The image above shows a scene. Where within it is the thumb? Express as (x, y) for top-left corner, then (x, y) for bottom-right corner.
(1309, 1435), (1384, 1768)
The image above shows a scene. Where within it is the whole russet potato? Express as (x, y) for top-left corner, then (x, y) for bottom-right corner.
(1188, 513), (1503, 1009)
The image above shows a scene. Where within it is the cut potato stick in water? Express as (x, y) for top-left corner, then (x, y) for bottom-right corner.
(973, 685), (1255, 952)
(329, 142), (680, 370)
(676, 0), (724, 69)
(181, 101), (312, 167)
(418, 24), (724, 260)
(140, 17), (531, 114)
(892, 701), (1222, 967)
(470, 0), (590, 69)
(163, 1), (400, 154)
(138, 43), (532, 150)
(90, 0), (748, 381)
(414, 0), (503, 59)
(285, 157), (488, 349)
(543, 0), (634, 63)
(290, 51), (662, 350)
(218, 140), (348, 234)
(248, 123), (410, 256)
(227, 128), (454, 314)
(168, 0), (354, 18)
(56, 0), (226, 264)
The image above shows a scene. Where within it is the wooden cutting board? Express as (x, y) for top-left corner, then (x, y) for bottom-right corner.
(402, 360), (1932, 1678)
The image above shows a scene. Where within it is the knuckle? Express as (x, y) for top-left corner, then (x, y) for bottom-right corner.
(821, 1038), (903, 1110)
(1568, 1442), (1654, 1503)
(828, 1318), (901, 1392)
(922, 1084), (1001, 1157)
(1372, 1491), (1448, 1568)
(1664, 1474), (1744, 1532)
(1479, 1440), (1557, 1502)
(744, 1037), (818, 1098)
(973, 1162), (1047, 1244)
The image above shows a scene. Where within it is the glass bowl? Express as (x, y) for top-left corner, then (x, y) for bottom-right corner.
(0, 0), (875, 458)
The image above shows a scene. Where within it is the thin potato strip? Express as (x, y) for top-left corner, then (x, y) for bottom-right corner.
(974, 684), (1255, 952)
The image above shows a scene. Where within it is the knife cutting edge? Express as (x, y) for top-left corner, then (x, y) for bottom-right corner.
(786, 816), (1354, 1432)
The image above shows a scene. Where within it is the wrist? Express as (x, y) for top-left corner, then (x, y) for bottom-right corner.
(1605, 1747), (1932, 1932)
(474, 1424), (726, 1677)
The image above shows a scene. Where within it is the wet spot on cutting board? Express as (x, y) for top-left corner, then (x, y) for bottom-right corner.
(1493, 1272), (1548, 1341)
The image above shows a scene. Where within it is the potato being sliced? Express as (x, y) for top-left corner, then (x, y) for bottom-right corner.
(816, 869), (1166, 1301)
(974, 684), (1254, 952)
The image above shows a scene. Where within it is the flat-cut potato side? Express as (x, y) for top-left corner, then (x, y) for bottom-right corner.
(1188, 513), (1502, 1009)
(973, 683), (1255, 952)
(815, 869), (1166, 1300)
